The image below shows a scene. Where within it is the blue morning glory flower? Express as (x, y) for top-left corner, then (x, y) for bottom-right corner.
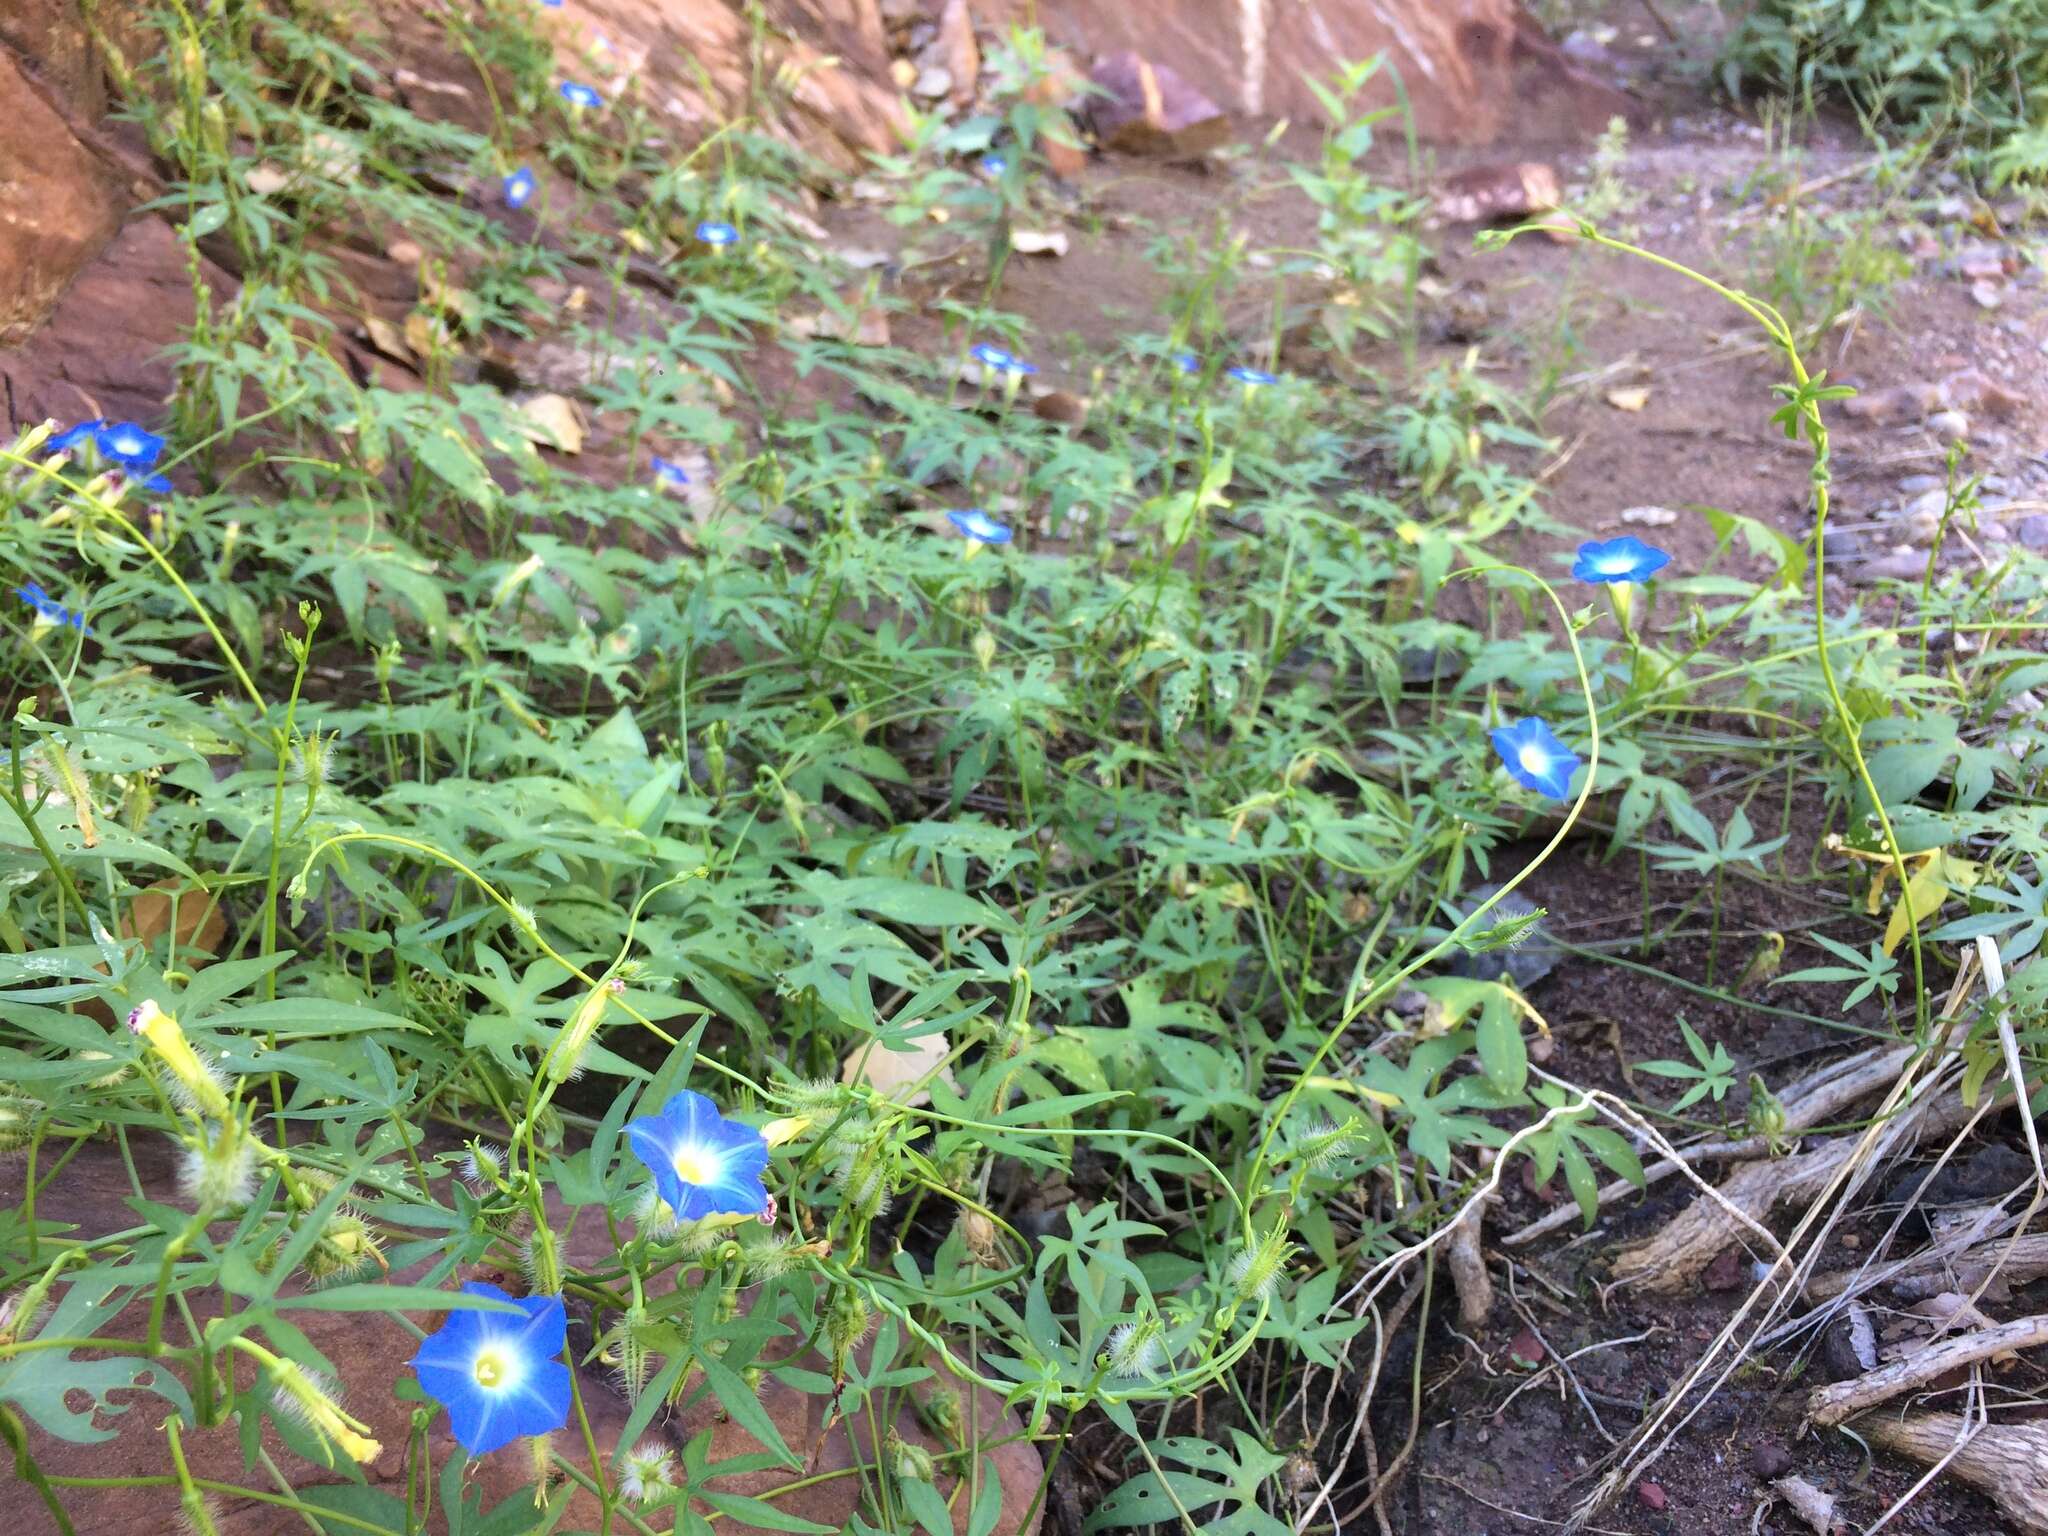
(44, 420), (169, 489)
(947, 508), (1012, 544)
(969, 343), (1036, 376)
(46, 419), (105, 455)
(1573, 536), (1671, 584)
(979, 154), (1007, 175)
(626, 1090), (770, 1223)
(15, 583), (89, 634)
(650, 456), (690, 492)
(695, 219), (739, 247)
(1227, 366), (1278, 388)
(410, 1283), (570, 1457)
(503, 168), (537, 209)
(559, 81), (602, 109)
(539, 0), (563, 7)
(1488, 718), (1580, 800)
(95, 422), (167, 470)
(1172, 351), (1200, 374)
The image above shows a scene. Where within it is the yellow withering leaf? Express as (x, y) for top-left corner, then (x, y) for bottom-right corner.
(1878, 848), (1983, 954)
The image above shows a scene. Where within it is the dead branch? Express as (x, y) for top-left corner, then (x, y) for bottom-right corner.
(1861, 1415), (2048, 1536)
(1444, 1199), (1494, 1325)
(1503, 1043), (1914, 1248)
(1807, 1313), (2048, 1427)
(1610, 1085), (1976, 1295)
(1809, 1227), (2048, 1302)
(1897, 1230), (2048, 1300)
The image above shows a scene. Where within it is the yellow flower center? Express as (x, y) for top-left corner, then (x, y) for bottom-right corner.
(672, 1146), (720, 1186)
(1517, 744), (1550, 777)
(473, 1349), (507, 1389)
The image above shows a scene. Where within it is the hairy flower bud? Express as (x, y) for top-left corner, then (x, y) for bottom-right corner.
(1226, 1222), (1294, 1306)
(824, 1286), (871, 1365)
(545, 977), (623, 1084)
(886, 1431), (935, 1483)
(129, 1001), (230, 1119)
(0, 1093), (39, 1157)
(176, 1120), (257, 1211)
(1106, 1316), (1167, 1380)
(619, 1441), (676, 1506)
(304, 1208), (386, 1285)
(268, 1360), (381, 1464)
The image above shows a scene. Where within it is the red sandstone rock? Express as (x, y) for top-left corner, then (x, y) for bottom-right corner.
(0, 51), (125, 346)
(1028, 0), (1636, 141)
(1086, 50), (1231, 159)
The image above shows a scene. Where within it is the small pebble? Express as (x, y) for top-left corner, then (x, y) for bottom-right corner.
(1750, 1442), (1797, 1480)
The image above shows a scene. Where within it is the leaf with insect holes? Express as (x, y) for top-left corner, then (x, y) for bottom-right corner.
(0, 1279), (192, 1442)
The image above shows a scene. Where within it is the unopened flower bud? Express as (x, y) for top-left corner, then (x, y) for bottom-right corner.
(957, 1209), (999, 1267)
(886, 1431), (935, 1483)
(0, 1093), (39, 1157)
(269, 1360), (381, 1463)
(176, 1119), (257, 1210)
(1227, 1222), (1294, 1305)
(129, 1000), (230, 1119)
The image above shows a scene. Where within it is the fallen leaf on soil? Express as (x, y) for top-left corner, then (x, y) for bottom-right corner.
(1012, 229), (1069, 256)
(126, 879), (227, 953)
(786, 304), (890, 346)
(1506, 1326), (1544, 1369)
(359, 316), (415, 365)
(1606, 386), (1650, 412)
(1971, 279), (2004, 310)
(516, 393), (585, 454)
(1620, 504), (1680, 527)
(1637, 1480), (1668, 1511)
(1771, 1475), (1842, 1536)
(841, 1028), (957, 1106)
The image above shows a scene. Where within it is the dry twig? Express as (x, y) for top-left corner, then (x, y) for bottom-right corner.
(1806, 1312), (2048, 1427)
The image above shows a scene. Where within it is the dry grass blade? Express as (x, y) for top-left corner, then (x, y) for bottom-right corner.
(1504, 1043), (1914, 1248)
(1861, 1415), (2048, 1535)
(1609, 1084), (1977, 1293)
(1565, 956), (1987, 1531)
(1806, 1313), (2048, 1427)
